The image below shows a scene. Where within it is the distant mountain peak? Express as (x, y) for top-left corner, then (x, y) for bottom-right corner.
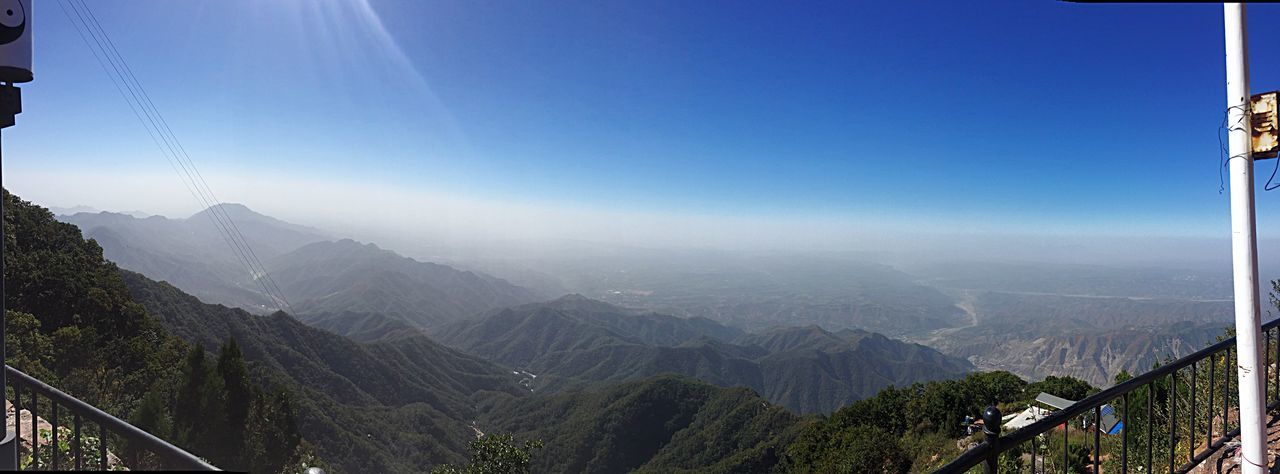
(185, 203), (329, 241)
(48, 204), (99, 215)
(333, 238), (381, 250)
(50, 205), (152, 219)
(208, 202), (249, 210)
(192, 202), (259, 219)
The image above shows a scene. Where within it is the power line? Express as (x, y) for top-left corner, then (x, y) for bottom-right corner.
(59, 0), (282, 311)
(68, 0), (294, 313)
(58, 0), (294, 314)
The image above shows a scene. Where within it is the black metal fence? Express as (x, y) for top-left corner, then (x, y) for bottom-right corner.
(6, 365), (217, 471)
(936, 317), (1280, 473)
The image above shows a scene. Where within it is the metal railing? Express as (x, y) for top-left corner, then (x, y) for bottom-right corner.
(6, 365), (217, 471)
(936, 317), (1280, 473)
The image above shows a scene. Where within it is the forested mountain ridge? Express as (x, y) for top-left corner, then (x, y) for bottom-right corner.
(3, 190), (302, 472)
(477, 375), (808, 474)
(295, 309), (421, 342)
(121, 270), (528, 473)
(436, 297), (972, 413)
(431, 294), (745, 364)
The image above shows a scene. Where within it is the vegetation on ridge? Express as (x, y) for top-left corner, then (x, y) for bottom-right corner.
(2, 189), (302, 471)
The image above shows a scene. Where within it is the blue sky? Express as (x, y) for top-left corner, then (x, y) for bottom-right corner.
(9, 0), (1280, 250)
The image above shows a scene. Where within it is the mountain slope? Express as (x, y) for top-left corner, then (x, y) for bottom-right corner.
(431, 296), (759, 389)
(58, 206), (328, 311)
(270, 239), (543, 329)
(298, 310), (421, 342)
(431, 294), (745, 367)
(920, 291), (1232, 386)
(59, 207), (544, 331)
(478, 375), (807, 474)
(3, 190), (186, 422)
(436, 297), (971, 413)
(4, 190), (311, 470)
(122, 271), (527, 473)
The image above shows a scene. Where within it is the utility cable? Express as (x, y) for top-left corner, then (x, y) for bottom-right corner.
(70, 0), (295, 313)
(58, 0), (293, 313)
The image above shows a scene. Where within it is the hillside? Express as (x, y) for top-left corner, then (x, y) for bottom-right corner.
(297, 310), (421, 342)
(269, 239), (543, 329)
(928, 322), (1223, 386)
(4, 191), (185, 418)
(2, 190), (310, 471)
(435, 297), (972, 413)
(920, 291), (1231, 385)
(478, 375), (808, 473)
(740, 326), (976, 413)
(431, 294), (744, 364)
(121, 271), (528, 473)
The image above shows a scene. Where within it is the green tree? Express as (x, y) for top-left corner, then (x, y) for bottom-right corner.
(432, 433), (545, 474)
(5, 309), (52, 380)
(214, 337), (252, 470)
(125, 389), (172, 469)
(173, 345), (207, 445)
(1026, 375), (1095, 402)
(783, 425), (908, 474)
(173, 344), (226, 455)
(247, 388), (301, 474)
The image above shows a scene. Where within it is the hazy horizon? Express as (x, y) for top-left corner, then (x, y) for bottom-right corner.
(12, 1), (1280, 272)
(15, 170), (1272, 276)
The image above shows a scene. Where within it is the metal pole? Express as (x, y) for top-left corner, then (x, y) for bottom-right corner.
(0, 109), (15, 472)
(1223, 4), (1268, 473)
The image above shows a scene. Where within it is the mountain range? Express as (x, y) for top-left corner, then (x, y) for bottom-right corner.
(920, 291), (1231, 385)
(433, 296), (973, 414)
(33, 192), (1257, 472)
(58, 205), (328, 311)
(270, 239), (542, 329)
(58, 201), (1239, 401)
(58, 208), (544, 330)
(32, 195), (965, 471)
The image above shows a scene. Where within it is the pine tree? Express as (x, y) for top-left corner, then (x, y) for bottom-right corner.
(214, 337), (252, 470)
(173, 344), (208, 447)
(248, 388), (301, 474)
(125, 389), (171, 469)
(173, 343), (228, 460)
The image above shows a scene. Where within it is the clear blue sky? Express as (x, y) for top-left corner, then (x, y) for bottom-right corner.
(9, 0), (1280, 242)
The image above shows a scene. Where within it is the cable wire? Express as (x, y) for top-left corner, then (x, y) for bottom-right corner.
(69, 0), (295, 313)
(58, 0), (294, 314)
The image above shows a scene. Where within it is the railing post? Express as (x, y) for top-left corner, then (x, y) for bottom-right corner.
(982, 405), (1001, 474)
